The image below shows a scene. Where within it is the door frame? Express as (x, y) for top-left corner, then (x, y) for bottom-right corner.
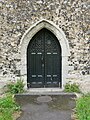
(20, 19), (70, 90)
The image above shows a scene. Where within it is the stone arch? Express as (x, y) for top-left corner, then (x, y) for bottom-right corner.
(20, 19), (70, 89)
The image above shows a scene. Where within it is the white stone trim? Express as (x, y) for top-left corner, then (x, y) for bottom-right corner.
(20, 19), (70, 90)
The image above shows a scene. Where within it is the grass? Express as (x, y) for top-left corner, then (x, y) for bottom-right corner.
(76, 94), (90, 120)
(0, 79), (25, 120)
(6, 79), (25, 94)
(0, 94), (20, 120)
(64, 83), (81, 93)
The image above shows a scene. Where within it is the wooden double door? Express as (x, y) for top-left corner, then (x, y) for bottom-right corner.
(27, 28), (61, 88)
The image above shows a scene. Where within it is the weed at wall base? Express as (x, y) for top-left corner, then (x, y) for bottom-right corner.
(64, 83), (81, 93)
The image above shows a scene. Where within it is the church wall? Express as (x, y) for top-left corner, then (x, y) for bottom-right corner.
(0, 0), (90, 92)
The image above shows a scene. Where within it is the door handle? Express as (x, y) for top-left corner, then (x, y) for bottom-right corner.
(41, 56), (44, 64)
(41, 56), (43, 61)
(51, 77), (52, 81)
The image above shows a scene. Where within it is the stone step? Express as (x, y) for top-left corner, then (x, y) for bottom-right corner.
(15, 92), (76, 96)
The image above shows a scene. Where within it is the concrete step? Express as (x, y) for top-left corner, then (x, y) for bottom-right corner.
(15, 91), (76, 96)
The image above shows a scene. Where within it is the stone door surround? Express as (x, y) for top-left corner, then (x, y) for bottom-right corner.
(20, 19), (70, 89)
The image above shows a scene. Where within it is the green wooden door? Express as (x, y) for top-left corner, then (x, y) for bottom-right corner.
(27, 28), (61, 88)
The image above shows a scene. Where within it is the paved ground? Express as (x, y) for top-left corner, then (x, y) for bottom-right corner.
(15, 94), (76, 120)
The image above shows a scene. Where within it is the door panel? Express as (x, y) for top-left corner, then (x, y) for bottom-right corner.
(27, 30), (44, 88)
(45, 29), (61, 87)
(27, 28), (61, 88)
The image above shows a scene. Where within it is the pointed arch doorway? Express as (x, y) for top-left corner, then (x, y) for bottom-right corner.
(20, 19), (70, 90)
(27, 28), (61, 88)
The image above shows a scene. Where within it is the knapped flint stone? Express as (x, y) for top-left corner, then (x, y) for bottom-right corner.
(0, 0), (90, 93)
(3, 71), (7, 75)
(86, 30), (90, 35)
(14, 70), (20, 76)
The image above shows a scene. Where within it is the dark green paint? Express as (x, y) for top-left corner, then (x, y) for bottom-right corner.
(27, 28), (62, 88)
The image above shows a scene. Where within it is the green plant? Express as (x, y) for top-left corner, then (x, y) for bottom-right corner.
(0, 94), (20, 110)
(7, 79), (25, 94)
(0, 94), (20, 120)
(76, 93), (90, 120)
(64, 83), (81, 93)
(0, 109), (13, 120)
